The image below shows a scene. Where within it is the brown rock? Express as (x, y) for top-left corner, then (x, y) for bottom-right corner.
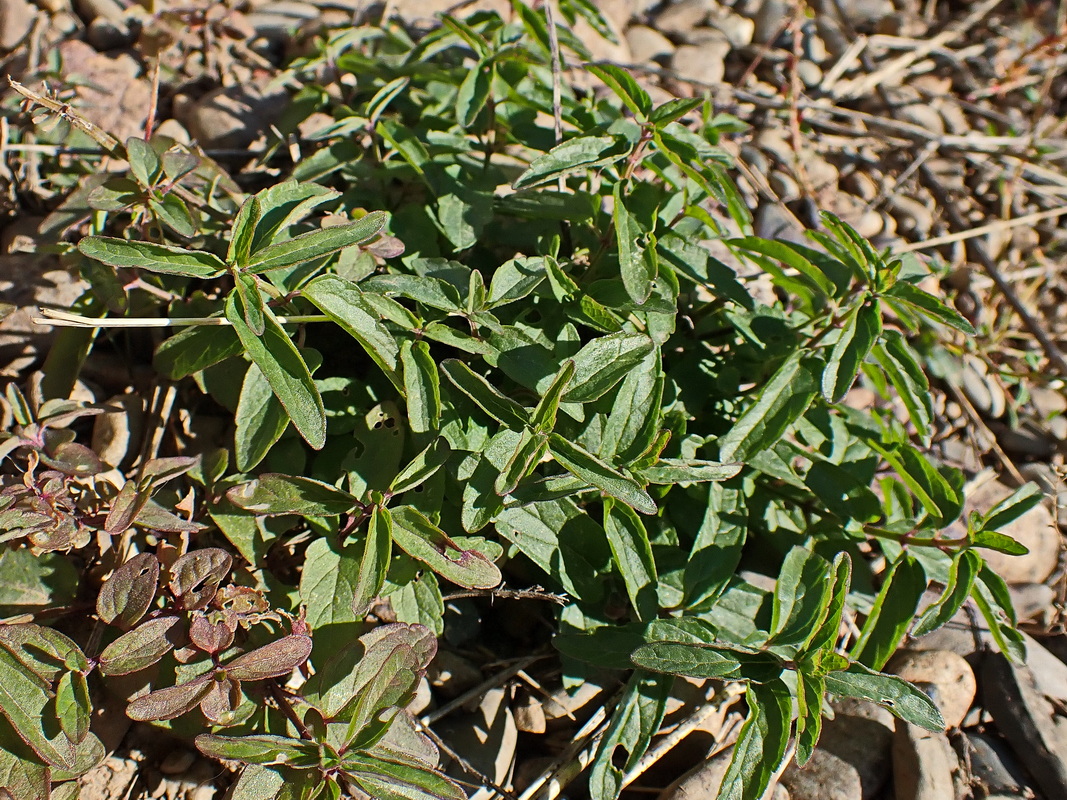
(181, 83), (288, 150)
(886, 650), (975, 729)
(670, 35), (730, 85)
(655, 0), (710, 36)
(659, 748), (789, 800)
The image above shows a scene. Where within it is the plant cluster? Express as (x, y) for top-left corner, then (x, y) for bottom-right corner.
(0, 3), (1039, 799)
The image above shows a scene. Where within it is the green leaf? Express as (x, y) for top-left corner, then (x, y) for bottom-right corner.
(226, 294), (326, 449)
(401, 340), (441, 434)
(887, 281), (975, 334)
(456, 61), (493, 127)
(125, 137), (162, 187)
(631, 641), (783, 683)
(872, 330), (933, 445)
(548, 433), (657, 515)
(440, 360), (529, 429)
(913, 550), (981, 637)
(979, 483), (1044, 532)
(227, 474), (358, 516)
(639, 459), (742, 484)
(390, 439), (452, 496)
(353, 505), (393, 616)
(730, 236), (836, 298)
(649, 97), (703, 126)
(717, 352), (819, 463)
(603, 498), (658, 621)
(228, 195), (262, 266)
(717, 680), (792, 800)
(871, 442), (962, 527)
(344, 753), (467, 800)
(563, 333), (654, 404)
(154, 325), (242, 379)
(971, 566), (1025, 662)
(971, 529), (1029, 556)
(825, 662), (944, 731)
(795, 671), (826, 766)
(245, 212), (388, 273)
(850, 553), (926, 670)
(614, 183), (656, 305)
(300, 538), (361, 633)
(531, 360), (575, 432)
(234, 363), (289, 472)
(195, 734), (319, 767)
(487, 256), (547, 307)
(494, 429), (548, 496)
(390, 506), (501, 589)
(0, 645), (76, 768)
(600, 349), (662, 463)
(822, 301), (882, 402)
(683, 484), (747, 612)
(149, 194), (197, 238)
(303, 275), (401, 386)
(769, 547), (833, 648)
(803, 553), (852, 654)
(587, 63), (652, 118)
(78, 237), (227, 279)
(235, 273), (266, 336)
(589, 671), (671, 800)
(513, 135), (629, 190)
(54, 670), (90, 744)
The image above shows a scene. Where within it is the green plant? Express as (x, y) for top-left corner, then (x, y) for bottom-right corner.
(0, 4), (1037, 799)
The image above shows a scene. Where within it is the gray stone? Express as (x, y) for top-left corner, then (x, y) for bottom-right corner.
(752, 0), (788, 45)
(892, 724), (958, 800)
(655, 0), (710, 36)
(886, 650), (975, 728)
(705, 3), (753, 47)
(0, 0), (34, 51)
(964, 732), (1031, 796)
(180, 83), (288, 150)
(982, 653), (1067, 799)
(782, 707), (892, 800)
(993, 418), (1055, 460)
(670, 35), (729, 85)
(797, 60), (822, 88)
(626, 24), (675, 64)
(960, 354), (1006, 418)
(769, 170), (800, 202)
(659, 748), (789, 800)
(755, 202), (807, 244)
(886, 195), (934, 237)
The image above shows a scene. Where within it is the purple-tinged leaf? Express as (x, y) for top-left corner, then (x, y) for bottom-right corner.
(200, 677), (242, 724)
(224, 635), (312, 682)
(169, 549), (233, 611)
(126, 673), (213, 721)
(96, 553), (160, 630)
(189, 613), (236, 655)
(98, 616), (182, 676)
(104, 482), (149, 535)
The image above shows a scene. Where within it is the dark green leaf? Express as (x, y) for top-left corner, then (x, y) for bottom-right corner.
(303, 274), (401, 386)
(245, 212), (388, 273)
(401, 340), (441, 434)
(649, 97), (703, 126)
(631, 641), (783, 683)
(822, 301), (881, 402)
(872, 331), (933, 445)
(979, 483), (1044, 532)
(226, 294), (326, 449)
(563, 333), (654, 404)
(717, 352), (819, 463)
(390, 506), (501, 589)
(604, 498), (658, 621)
(717, 680), (792, 800)
(913, 550), (981, 637)
(614, 183), (656, 305)
(548, 433), (657, 515)
(825, 662), (944, 731)
(353, 505), (393, 616)
(235, 273), (266, 336)
(769, 547), (833, 648)
(513, 135), (628, 190)
(195, 734), (318, 767)
(154, 325), (242, 380)
(78, 237), (226, 279)
(971, 529), (1029, 556)
(0, 645), (75, 768)
(851, 554), (926, 670)
(640, 459), (742, 484)
(588, 63), (652, 117)
(456, 61), (493, 127)
(228, 473), (358, 516)
(234, 362), (290, 472)
(887, 281), (975, 335)
(589, 671), (671, 800)
(440, 360), (529, 429)
(228, 195), (262, 266)
(125, 137), (162, 187)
